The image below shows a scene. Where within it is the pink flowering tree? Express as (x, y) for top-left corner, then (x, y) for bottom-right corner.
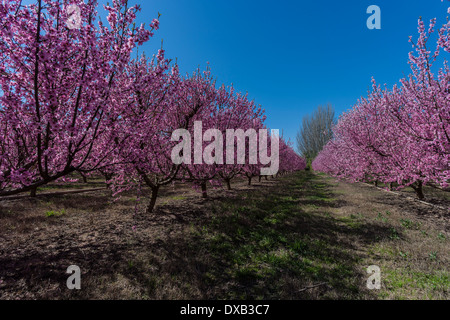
(313, 10), (450, 200)
(278, 138), (306, 174)
(111, 64), (223, 213)
(214, 88), (266, 190)
(172, 68), (221, 199)
(0, 0), (158, 196)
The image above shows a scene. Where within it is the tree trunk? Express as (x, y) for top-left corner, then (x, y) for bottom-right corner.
(389, 182), (393, 191)
(265, 176), (268, 180)
(104, 173), (112, 182)
(147, 186), (160, 213)
(374, 181), (378, 187)
(411, 181), (425, 200)
(30, 187), (37, 197)
(201, 182), (208, 198)
(258, 175), (262, 182)
(104, 173), (113, 188)
(248, 176), (252, 185)
(225, 179), (231, 190)
(80, 172), (87, 183)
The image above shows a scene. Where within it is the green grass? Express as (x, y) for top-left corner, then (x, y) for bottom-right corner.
(183, 171), (448, 299)
(181, 171), (368, 299)
(383, 270), (449, 297)
(170, 195), (187, 201)
(45, 209), (66, 218)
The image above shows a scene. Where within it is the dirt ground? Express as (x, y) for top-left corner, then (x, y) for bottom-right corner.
(0, 172), (448, 299)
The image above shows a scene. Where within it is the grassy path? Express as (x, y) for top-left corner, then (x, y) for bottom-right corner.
(181, 171), (449, 299)
(0, 171), (448, 299)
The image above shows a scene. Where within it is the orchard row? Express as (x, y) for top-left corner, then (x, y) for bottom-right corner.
(313, 14), (450, 199)
(0, 0), (306, 212)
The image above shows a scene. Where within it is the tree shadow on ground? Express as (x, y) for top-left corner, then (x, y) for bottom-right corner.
(0, 171), (388, 299)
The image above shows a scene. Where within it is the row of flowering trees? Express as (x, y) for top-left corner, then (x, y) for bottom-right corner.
(313, 12), (450, 199)
(0, 0), (306, 212)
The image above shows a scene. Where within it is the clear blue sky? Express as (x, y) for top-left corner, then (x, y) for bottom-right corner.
(97, 1), (450, 144)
